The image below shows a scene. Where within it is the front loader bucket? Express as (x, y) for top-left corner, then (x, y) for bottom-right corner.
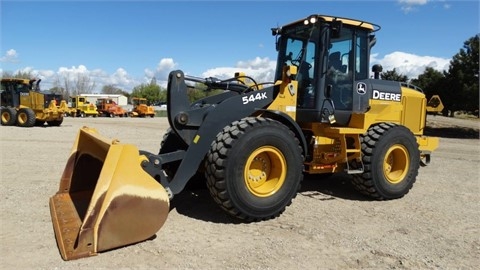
(49, 127), (170, 260)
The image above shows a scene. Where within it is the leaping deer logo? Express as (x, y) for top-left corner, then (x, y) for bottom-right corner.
(357, 82), (367, 95)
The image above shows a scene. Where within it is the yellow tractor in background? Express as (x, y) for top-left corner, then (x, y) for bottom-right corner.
(68, 96), (99, 117)
(426, 95), (444, 114)
(1, 78), (64, 127)
(49, 14), (440, 260)
(129, 97), (155, 117)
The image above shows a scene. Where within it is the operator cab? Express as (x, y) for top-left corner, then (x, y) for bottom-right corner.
(0, 78), (38, 107)
(273, 15), (379, 125)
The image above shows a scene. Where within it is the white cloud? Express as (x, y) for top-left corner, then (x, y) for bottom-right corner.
(202, 57), (277, 84)
(399, 0), (428, 4)
(398, 0), (429, 13)
(0, 49), (18, 63)
(0, 49), (19, 63)
(2, 52), (450, 93)
(370, 51), (450, 79)
(4, 65), (140, 92)
(144, 58), (178, 87)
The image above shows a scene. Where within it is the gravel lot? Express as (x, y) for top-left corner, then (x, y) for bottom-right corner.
(0, 115), (479, 269)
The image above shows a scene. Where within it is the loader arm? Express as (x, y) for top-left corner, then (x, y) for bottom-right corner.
(142, 70), (278, 197)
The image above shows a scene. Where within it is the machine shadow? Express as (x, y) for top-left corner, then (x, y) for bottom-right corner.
(299, 172), (368, 202)
(169, 180), (241, 225)
(171, 172), (368, 224)
(424, 126), (479, 139)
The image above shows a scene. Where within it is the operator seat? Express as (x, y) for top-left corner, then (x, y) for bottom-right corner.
(328, 52), (343, 72)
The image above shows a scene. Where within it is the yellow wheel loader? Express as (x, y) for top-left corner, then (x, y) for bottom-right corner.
(49, 14), (439, 260)
(1, 78), (64, 127)
(129, 97), (155, 117)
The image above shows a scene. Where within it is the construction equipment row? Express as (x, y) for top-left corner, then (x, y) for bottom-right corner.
(64, 96), (155, 118)
(1, 78), (156, 127)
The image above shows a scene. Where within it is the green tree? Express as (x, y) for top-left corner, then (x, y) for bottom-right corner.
(381, 68), (409, 82)
(442, 35), (479, 116)
(0, 70), (34, 79)
(410, 67), (445, 100)
(102, 84), (123, 94)
(131, 83), (161, 104)
(48, 86), (65, 95)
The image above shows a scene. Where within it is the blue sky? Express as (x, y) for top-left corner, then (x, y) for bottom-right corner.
(1, 0), (479, 92)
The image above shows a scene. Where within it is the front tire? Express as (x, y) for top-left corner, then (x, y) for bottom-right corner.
(205, 117), (303, 221)
(352, 123), (420, 200)
(16, 108), (36, 127)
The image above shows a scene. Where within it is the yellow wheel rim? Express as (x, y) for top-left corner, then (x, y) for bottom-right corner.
(244, 146), (287, 197)
(383, 144), (409, 184)
(17, 112), (27, 125)
(1, 112), (10, 123)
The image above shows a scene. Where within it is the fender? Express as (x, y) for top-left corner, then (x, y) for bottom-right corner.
(260, 109), (308, 159)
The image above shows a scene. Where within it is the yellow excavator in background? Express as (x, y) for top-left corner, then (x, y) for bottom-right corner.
(49, 14), (440, 260)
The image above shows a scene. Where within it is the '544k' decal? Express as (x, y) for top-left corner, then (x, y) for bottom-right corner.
(242, 92), (268, 105)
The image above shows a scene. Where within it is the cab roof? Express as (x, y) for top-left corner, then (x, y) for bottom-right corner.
(1, 78), (35, 84)
(282, 14), (380, 32)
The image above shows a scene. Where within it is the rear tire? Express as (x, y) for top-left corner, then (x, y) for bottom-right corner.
(1, 107), (17, 126)
(351, 123), (420, 200)
(205, 117), (303, 221)
(16, 108), (36, 127)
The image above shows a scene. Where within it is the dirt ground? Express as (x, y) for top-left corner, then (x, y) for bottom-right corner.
(0, 115), (479, 269)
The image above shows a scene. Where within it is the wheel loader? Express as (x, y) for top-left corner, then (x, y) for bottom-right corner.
(129, 97), (155, 117)
(49, 14), (439, 260)
(1, 78), (64, 127)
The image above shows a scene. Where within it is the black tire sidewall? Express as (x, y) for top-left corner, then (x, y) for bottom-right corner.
(1, 107), (17, 126)
(368, 126), (420, 198)
(16, 108), (36, 127)
(224, 122), (302, 217)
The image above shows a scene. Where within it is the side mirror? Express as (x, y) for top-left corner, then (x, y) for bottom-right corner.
(271, 28), (280, 51)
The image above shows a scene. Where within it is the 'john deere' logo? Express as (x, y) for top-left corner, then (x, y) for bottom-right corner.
(356, 82), (367, 95)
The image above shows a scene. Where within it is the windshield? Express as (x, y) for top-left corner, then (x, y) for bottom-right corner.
(275, 20), (370, 111)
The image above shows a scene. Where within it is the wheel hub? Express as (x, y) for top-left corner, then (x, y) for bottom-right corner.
(244, 146), (287, 197)
(383, 144), (409, 184)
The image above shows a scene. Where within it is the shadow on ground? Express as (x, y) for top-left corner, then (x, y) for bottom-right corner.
(424, 126), (479, 139)
(171, 172), (367, 224)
